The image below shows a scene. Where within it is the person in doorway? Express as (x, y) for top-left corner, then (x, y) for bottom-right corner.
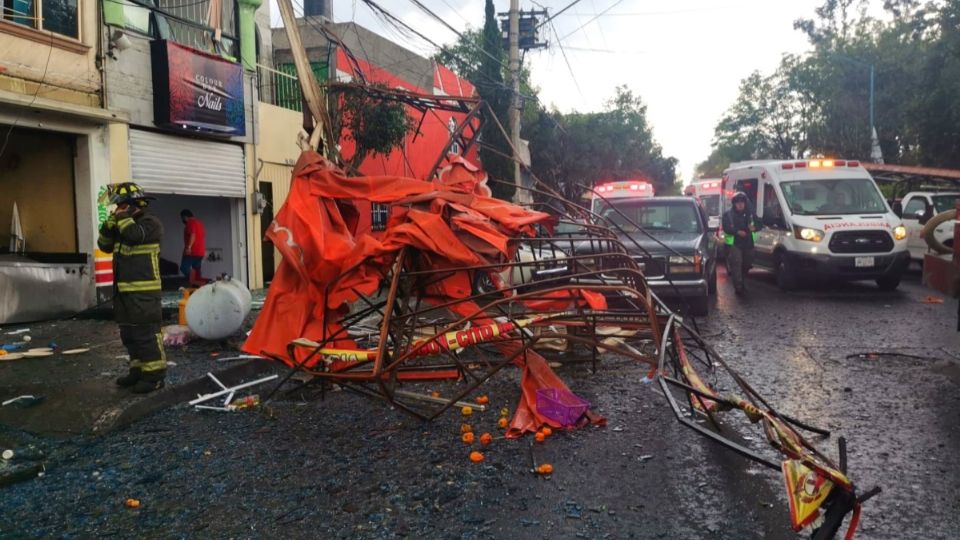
(97, 182), (166, 393)
(180, 209), (206, 284)
(722, 191), (762, 294)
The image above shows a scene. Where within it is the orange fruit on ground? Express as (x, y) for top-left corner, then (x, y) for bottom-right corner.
(469, 451), (484, 463)
(537, 464), (554, 475)
(460, 423), (473, 434)
(479, 432), (493, 446)
(499, 407), (509, 417)
(125, 499), (141, 508)
(475, 395), (489, 405)
(430, 391), (441, 398)
(534, 432), (545, 443)
(541, 427), (553, 437)
(462, 432), (475, 444)
(461, 406), (473, 416)
(497, 417), (509, 429)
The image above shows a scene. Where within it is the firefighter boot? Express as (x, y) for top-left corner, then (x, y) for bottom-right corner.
(131, 370), (166, 394)
(115, 367), (142, 387)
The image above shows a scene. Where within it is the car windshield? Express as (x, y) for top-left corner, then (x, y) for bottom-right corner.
(700, 194), (720, 216)
(780, 178), (888, 215)
(933, 194), (959, 214)
(599, 200), (702, 234)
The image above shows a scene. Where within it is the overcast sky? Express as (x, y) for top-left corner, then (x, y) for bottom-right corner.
(268, 0), (844, 183)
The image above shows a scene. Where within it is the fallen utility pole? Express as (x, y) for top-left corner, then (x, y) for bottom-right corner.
(275, 0), (334, 153)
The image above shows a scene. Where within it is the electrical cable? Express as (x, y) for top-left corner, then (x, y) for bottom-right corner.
(535, 0), (587, 29)
(559, 0), (627, 41)
(0, 30), (55, 162)
(546, 19), (585, 101)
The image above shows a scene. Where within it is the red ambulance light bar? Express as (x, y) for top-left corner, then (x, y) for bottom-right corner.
(597, 182), (652, 193)
(781, 160), (861, 170)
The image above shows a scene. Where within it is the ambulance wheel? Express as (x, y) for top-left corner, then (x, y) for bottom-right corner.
(876, 273), (901, 291)
(775, 256), (798, 291)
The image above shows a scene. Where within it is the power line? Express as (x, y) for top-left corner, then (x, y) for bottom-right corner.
(559, 0), (627, 41)
(0, 31), (54, 161)
(535, 0), (587, 29)
(546, 19), (584, 101)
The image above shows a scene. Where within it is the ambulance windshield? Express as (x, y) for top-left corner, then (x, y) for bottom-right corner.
(781, 178), (887, 216)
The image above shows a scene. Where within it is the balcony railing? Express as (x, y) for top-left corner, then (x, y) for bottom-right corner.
(257, 63), (302, 112)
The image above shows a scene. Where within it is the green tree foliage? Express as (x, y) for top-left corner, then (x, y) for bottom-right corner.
(700, 0), (960, 170)
(434, 12), (677, 201)
(475, 0), (516, 201)
(526, 86), (679, 199)
(332, 84), (415, 171)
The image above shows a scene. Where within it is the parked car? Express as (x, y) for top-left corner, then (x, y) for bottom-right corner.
(895, 191), (959, 260)
(592, 196), (717, 316)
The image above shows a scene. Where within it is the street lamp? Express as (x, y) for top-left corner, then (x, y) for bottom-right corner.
(828, 52), (883, 163)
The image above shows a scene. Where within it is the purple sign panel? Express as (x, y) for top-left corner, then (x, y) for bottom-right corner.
(151, 40), (245, 136)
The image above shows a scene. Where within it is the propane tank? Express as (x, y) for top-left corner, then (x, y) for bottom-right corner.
(184, 276), (252, 340)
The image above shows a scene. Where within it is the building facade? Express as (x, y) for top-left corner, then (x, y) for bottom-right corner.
(0, 0), (118, 321)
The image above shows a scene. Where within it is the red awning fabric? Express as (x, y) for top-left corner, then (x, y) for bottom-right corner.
(243, 150), (604, 435)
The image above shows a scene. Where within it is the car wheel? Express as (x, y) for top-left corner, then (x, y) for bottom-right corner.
(708, 267), (718, 295)
(688, 293), (709, 317)
(776, 256), (798, 291)
(876, 273), (902, 291)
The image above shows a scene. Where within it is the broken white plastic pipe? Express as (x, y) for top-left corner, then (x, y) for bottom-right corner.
(189, 373), (278, 408)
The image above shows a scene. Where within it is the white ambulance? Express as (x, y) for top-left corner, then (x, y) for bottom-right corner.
(684, 178), (722, 229)
(590, 180), (655, 214)
(721, 159), (909, 290)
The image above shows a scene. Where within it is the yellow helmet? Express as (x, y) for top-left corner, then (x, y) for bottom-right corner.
(101, 182), (154, 207)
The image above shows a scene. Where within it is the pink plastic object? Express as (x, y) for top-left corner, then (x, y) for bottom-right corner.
(535, 388), (590, 426)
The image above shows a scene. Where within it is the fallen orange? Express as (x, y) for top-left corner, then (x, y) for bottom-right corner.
(469, 451), (484, 463)
(475, 395), (489, 405)
(541, 426), (553, 437)
(479, 432), (493, 446)
(536, 464), (554, 475)
(125, 499), (140, 508)
(460, 423), (473, 434)
(534, 432), (545, 443)
(461, 406), (474, 417)
(462, 432), (475, 444)
(497, 417), (509, 429)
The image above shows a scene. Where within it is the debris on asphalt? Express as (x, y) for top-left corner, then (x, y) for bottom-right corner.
(189, 373), (279, 412)
(2, 395), (44, 407)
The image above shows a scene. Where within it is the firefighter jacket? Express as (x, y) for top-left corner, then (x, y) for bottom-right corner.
(97, 210), (164, 324)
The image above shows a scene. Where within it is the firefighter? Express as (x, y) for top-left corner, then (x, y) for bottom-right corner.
(97, 183), (167, 393)
(722, 191), (762, 294)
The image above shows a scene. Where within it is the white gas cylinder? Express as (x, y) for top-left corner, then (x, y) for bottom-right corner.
(184, 277), (252, 340)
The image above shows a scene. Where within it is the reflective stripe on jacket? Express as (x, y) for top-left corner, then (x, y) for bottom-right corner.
(97, 212), (164, 293)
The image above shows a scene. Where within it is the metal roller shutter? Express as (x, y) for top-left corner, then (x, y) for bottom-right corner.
(130, 129), (246, 197)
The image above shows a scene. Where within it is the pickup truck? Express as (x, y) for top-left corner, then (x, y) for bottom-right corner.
(897, 191), (959, 260)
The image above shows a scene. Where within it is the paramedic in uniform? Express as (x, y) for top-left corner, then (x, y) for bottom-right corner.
(722, 191), (762, 294)
(97, 182), (167, 393)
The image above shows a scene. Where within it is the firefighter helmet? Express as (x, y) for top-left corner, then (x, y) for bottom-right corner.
(102, 182), (154, 207)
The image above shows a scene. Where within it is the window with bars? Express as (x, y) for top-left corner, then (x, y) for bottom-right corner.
(103, 0), (239, 59)
(1, 0), (79, 39)
(371, 203), (389, 232)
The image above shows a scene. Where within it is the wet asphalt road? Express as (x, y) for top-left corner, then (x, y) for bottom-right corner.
(1, 266), (958, 539)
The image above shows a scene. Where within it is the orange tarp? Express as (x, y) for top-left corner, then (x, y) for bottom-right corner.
(243, 150), (604, 436)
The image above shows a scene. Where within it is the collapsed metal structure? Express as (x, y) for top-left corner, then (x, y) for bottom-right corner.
(244, 80), (878, 538)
